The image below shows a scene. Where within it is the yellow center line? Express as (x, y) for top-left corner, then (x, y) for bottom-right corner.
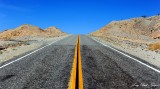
(68, 35), (84, 89)
(78, 35), (84, 89)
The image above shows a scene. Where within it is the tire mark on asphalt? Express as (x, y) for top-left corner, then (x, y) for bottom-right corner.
(0, 74), (15, 82)
(81, 45), (139, 89)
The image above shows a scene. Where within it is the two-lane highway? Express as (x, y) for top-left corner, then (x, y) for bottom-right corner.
(0, 35), (160, 89)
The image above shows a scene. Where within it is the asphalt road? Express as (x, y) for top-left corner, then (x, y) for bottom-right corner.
(80, 35), (160, 89)
(0, 35), (77, 89)
(0, 35), (160, 89)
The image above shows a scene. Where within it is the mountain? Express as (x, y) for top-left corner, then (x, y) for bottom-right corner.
(91, 16), (160, 42)
(0, 24), (66, 40)
(44, 27), (66, 37)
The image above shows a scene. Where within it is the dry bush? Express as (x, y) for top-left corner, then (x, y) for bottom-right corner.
(148, 42), (160, 50)
(0, 50), (2, 54)
(6, 41), (29, 48)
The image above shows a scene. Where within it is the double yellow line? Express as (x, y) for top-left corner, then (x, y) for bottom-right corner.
(68, 35), (84, 89)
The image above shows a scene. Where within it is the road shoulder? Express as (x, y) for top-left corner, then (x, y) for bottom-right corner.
(90, 35), (160, 69)
(0, 35), (69, 65)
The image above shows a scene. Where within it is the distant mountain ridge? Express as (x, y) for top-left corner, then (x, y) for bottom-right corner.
(0, 24), (66, 40)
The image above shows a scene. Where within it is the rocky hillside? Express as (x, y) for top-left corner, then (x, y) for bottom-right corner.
(91, 16), (160, 40)
(0, 24), (66, 40)
(45, 27), (66, 37)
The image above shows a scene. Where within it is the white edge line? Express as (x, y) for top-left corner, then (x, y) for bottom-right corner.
(91, 37), (160, 73)
(0, 36), (69, 69)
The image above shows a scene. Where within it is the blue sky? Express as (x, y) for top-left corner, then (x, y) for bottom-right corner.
(0, 0), (160, 34)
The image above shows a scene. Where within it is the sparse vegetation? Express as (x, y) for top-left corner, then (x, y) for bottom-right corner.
(141, 15), (147, 18)
(148, 42), (160, 50)
(21, 41), (30, 45)
(4, 29), (8, 31)
(0, 46), (5, 50)
(3, 41), (30, 49)
(0, 50), (2, 54)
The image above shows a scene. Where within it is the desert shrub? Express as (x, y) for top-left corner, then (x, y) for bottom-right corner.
(0, 51), (2, 54)
(141, 15), (147, 18)
(4, 29), (8, 31)
(0, 46), (5, 50)
(21, 41), (30, 45)
(148, 42), (160, 50)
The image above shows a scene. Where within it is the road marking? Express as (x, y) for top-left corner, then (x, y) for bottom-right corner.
(77, 36), (84, 89)
(92, 37), (160, 73)
(0, 36), (68, 69)
(68, 35), (84, 89)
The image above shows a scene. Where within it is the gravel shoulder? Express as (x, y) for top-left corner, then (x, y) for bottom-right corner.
(0, 35), (69, 63)
(90, 35), (160, 68)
